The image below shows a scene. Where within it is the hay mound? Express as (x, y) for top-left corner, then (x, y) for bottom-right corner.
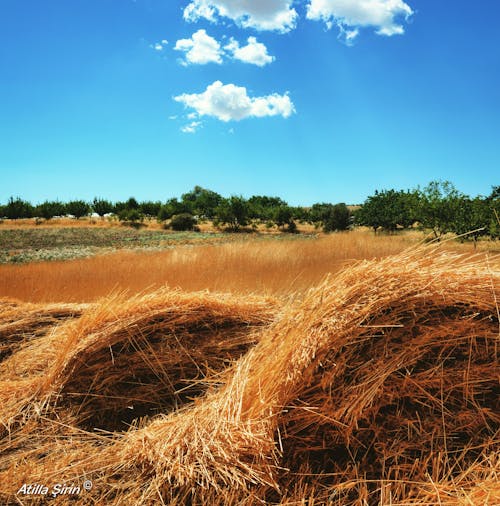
(0, 288), (278, 434)
(0, 248), (499, 505)
(0, 299), (87, 361)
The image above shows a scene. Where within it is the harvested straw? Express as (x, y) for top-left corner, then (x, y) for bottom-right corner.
(0, 248), (498, 505)
(0, 299), (87, 361)
(0, 288), (278, 433)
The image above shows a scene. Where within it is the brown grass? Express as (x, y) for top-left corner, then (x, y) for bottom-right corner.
(0, 246), (498, 504)
(0, 230), (426, 303)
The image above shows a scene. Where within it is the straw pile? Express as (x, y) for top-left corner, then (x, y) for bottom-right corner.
(0, 299), (87, 361)
(0, 248), (498, 505)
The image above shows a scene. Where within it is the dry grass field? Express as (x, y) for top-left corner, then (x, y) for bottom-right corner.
(1, 229), (423, 302)
(1, 228), (498, 303)
(0, 228), (499, 505)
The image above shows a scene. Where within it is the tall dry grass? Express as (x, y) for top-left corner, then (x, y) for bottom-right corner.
(0, 231), (424, 302)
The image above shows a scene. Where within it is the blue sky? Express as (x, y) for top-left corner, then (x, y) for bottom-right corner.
(0, 0), (498, 205)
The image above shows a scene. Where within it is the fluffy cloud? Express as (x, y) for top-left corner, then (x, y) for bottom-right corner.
(174, 81), (295, 122)
(183, 0), (298, 33)
(306, 0), (414, 40)
(174, 29), (223, 65)
(225, 37), (275, 67)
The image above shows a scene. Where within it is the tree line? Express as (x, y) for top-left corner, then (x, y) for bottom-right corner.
(1, 181), (499, 239)
(356, 181), (500, 241)
(0, 186), (351, 233)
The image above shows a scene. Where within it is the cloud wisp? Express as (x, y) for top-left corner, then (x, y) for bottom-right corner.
(151, 39), (168, 51)
(174, 81), (295, 124)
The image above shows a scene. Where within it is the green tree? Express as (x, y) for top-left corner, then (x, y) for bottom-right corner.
(118, 208), (144, 227)
(323, 203), (351, 232)
(181, 186), (222, 218)
(66, 200), (90, 219)
(452, 196), (489, 246)
(92, 198), (114, 218)
(214, 196), (250, 231)
(248, 195), (288, 221)
(273, 205), (297, 232)
(157, 205), (172, 223)
(417, 181), (464, 239)
(169, 213), (198, 231)
(140, 201), (162, 217)
(357, 189), (419, 232)
(3, 197), (34, 219)
(36, 201), (66, 220)
(485, 186), (500, 239)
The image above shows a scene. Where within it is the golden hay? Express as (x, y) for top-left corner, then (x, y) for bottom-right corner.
(0, 299), (87, 362)
(0, 247), (498, 505)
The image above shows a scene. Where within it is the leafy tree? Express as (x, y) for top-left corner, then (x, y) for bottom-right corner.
(169, 213), (198, 231)
(36, 201), (66, 220)
(118, 208), (143, 227)
(66, 200), (90, 219)
(357, 189), (419, 232)
(290, 206), (309, 223)
(140, 201), (162, 217)
(452, 196), (489, 245)
(3, 197), (33, 219)
(309, 203), (333, 228)
(214, 196), (249, 231)
(417, 181), (464, 238)
(248, 195), (288, 220)
(485, 186), (500, 239)
(157, 205), (171, 223)
(273, 205), (296, 232)
(92, 198), (114, 217)
(114, 197), (139, 215)
(163, 198), (191, 218)
(125, 197), (139, 210)
(181, 186), (222, 218)
(323, 203), (351, 232)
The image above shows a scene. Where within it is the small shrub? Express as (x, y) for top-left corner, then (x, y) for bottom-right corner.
(118, 209), (144, 228)
(170, 213), (198, 231)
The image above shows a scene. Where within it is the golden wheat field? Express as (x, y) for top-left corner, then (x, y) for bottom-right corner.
(0, 232), (499, 505)
(1, 229), (496, 303)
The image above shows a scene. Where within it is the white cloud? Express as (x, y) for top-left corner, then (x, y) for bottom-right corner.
(306, 0), (414, 40)
(183, 0), (298, 33)
(225, 37), (275, 67)
(174, 81), (295, 122)
(152, 39), (168, 51)
(174, 29), (223, 65)
(181, 121), (203, 133)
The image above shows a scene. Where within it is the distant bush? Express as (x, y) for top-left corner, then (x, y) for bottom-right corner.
(214, 196), (249, 231)
(66, 200), (90, 219)
(92, 198), (114, 217)
(273, 205), (297, 233)
(169, 213), (198, 231)
(36, 201), (66, 220)
(118, 208), (144, 228)
(140, 200), (162, 217)
(4, 197), (33, 219)
(323, 203), (350, 232)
